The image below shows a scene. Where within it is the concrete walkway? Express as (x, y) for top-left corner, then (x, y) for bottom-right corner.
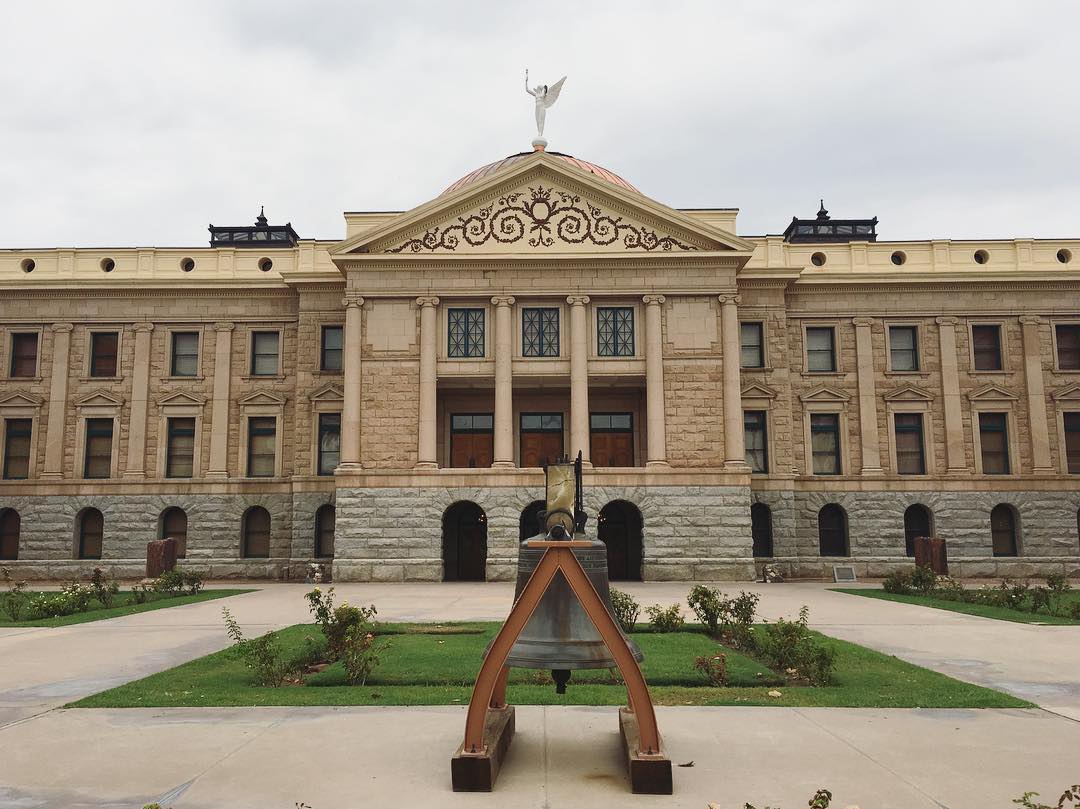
(1, 582), (1078, 807)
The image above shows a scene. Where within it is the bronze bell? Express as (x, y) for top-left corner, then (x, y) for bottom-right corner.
(485, 454), (644, 693)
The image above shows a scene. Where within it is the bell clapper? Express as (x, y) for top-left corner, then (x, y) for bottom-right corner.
(552, 669), (571, 694)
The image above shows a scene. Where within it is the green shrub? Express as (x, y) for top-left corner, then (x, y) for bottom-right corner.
(911, 565), (937, 594)
(693, 653), (728, 686)
(685, 586), (758, 648)
(305, 587), (378, 662)
(725, 591), (760, 650)
(1068, 602), (1080, 621)
(757, 606), (836, 686)
(181, 570), (203, 595)
(130, 583), (153, 604)
(154, 569), (185, 595)
(26, 583), (94, 619)
(644, 603), (684, 632)
(998, 578), (1030, 610)
(342, 623), (390, 686)
(882, 569), (913, 594)
(90, 567), (120, 609)
(608, 587), (640, 634)
(222, 607), (290, 687)
(686, 584), (725, 634)
(1, 567), (28, 622)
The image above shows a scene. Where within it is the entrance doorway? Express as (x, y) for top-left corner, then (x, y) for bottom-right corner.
(903, 504), (933, 557)
(443, 501), (487, 581)
(519, 413), (563, 468)
(751, 502), (774, 557)
(520, 500), (546, 541)
(449, 414), (493, 468)
(598, 500), (643, 581)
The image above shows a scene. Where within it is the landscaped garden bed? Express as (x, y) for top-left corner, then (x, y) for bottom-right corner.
(72, 585), (1027, 710)
(835, 567), (1080, 625)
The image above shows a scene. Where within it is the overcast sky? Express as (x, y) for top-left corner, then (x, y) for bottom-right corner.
(1, 1), (1077, 248)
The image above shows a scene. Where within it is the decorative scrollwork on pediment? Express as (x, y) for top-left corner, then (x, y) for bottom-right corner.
(388, 185), (697, 253)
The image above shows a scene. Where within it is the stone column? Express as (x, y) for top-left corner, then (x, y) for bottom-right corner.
(205, 322), (234, 479)
(492, 296), (516, 468)
(643, 295), (668, 467)
(936, 317), (967, 474)
(41, 323), (73, 479)
(852, 317), (883, 475)
(123, 323), (155, 479)
(338, 295), (365, 473)
(415, 297), (440, 468)
(567, 295), (591, 464)
(718, 295), (748, 470)
(1020, 315), (1053, 473)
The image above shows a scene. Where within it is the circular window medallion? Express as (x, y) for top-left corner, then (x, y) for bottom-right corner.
(973, 249), (989, 265)
(811, 252), (827, 267)
(100, 258), (116, 273)
(891, 251), (907, 266)
(1057, 248), (1072, 264)
(20, 258), (35, 273)
(180, 257), (196, 272)
(258, 257), (273, 272)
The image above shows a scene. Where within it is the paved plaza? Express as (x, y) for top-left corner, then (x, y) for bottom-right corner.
(1, 583), (1078, 808)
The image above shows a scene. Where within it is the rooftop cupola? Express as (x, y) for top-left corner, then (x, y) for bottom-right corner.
(783, 199), (877, 243)
(209, 206), (300, 248)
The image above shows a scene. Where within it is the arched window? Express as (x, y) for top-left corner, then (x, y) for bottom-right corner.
(519, 500), (546, 541)
(990, 504), (1019, 557)
(160, 507), (188, 559)
(315, 504), (335, 559)
(77, 508), (104, 560)
(817, 504), (848, 557)
(903, 504), (933, 557)
(751, 502), (774, 558)
(242, 506), (271, 559)
(0, 509), (19, 560)
(442, 501), (487, 581)
(598, 500), (644, 581)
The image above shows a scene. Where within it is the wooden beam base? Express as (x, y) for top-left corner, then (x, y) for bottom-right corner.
(619, 707), (673, 794)
(450, 706), (515, 791)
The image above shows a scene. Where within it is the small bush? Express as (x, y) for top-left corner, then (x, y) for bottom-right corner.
(181, 570), (203, 595)
(685, 586), (759, 648)
(644, 603), (684, 632)
(1, 567), (28, 622)
(757, 606), (836, 686)
(693, 653), (728, 686)
(882, 569), (913, 595)
(306, 587), (379, 662)
(911, 565), (937, 595)
(686, 584), (725, 634)
(342, 623), (390, 686)
(130, 583), (153, 604)
(90, 567), (120, 609)
(608, 587), (640, 634)
(222, 606), (290, 687)
(998, 578), (1030, 610)
(154, 569), (185, 595)
(1068, 602), (1080, 621)
(725, 591), (760, 650)
(26, 583), (94, 619)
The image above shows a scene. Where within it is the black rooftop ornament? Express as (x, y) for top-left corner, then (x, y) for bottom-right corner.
(783, 199), (877, 244)
(209, 206), (299, 248)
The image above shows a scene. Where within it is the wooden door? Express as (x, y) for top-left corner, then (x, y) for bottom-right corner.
(591, 432), (634, 467)
(451, 433), (493, 468)
(520, 432), (563, 468)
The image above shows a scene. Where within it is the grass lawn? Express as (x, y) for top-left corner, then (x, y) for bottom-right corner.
(0, 589), (255, 627)
(72, 621), (1028, 709)
(834, 588), (1080, 626)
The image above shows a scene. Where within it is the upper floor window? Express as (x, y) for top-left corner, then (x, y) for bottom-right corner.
(84, 418), (114, 479)
(3, 419), (31, 480)
(894, 412), (926, 474)
(889, 326), (919, 372)
(9, 333), (38, 378)
(1063, 412), (1080, 474)
(247, 416), (277, 477)
(744, 410), (768, 473)
(740, 322), (764, 368)
(251, 331), (280, 376)
(805, 327), (836, 372)
(318, 412), (341, 475)
(597, 307), (634, 357)
(972, 324), (1003, 371)
(810, 413), (841, 475)
(1056, 324), (1080, 371)
(978, 412), (1010, 474)
(171, 332), (199, 377)
(321, 325), (343, 371)
(522, 308), (559, 357)
(448, 308), (484, 358)
(165, 417), (195, 479)
(89, 332), (119, 377)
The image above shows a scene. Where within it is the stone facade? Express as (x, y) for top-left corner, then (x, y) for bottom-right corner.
(1, 149), (1079, 581)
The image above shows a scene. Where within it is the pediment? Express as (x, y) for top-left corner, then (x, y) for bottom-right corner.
(968, 384), (1019, 402)
(1051, 383), (1080, 401)
(237, 390), (287, 407)
(74, 390), (124, 408)
(308, 383), (344, 403)
(332, 152), (754, 257)
(799, 385), (850, 404)
(156, 391), (207, 408)
(883, 385), (934, 402)
(741, 382), (778, 400)
(0, 390), (43, 408)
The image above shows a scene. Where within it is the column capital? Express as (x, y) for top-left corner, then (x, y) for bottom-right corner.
(717, 294), (741, 306)
(852, 317), (875, 328)
(416, 296), (440, 308)
(342, 294), (366, 309)
(1019, 315), (1043, 326)
(642, 294), (666, 306)
(212, 321), (235, 333)
(131, 322), (155, 334)
(50, 323), (74, 334)
(935, 316), (959, 326)
(491, 295), (516, 307)
(566, 295), (591, 306)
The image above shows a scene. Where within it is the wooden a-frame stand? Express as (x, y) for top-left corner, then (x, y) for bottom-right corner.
(450, 540), (672, 794)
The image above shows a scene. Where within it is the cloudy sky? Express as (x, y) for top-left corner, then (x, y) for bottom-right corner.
(1, 1), (1077, 247)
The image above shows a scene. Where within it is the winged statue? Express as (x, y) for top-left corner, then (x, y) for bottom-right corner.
(525, 71), (567, 140)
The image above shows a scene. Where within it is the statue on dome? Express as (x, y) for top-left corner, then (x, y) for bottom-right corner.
(525, 70), (566, 145)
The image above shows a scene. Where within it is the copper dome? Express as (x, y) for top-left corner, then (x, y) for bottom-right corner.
(442, 151), (639, 196)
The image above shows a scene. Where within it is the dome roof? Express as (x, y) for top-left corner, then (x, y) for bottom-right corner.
(442, 151), (639, 196)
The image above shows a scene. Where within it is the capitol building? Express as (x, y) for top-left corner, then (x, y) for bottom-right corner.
(1, 145), (1078, 582)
